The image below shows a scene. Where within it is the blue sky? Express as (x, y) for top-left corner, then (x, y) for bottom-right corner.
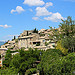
(0, 0), (75, 41)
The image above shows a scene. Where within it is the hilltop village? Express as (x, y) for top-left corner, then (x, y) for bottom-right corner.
(0, 27), (62, 67)
(0, 17), (75, 74)
(1, 27), (61, 51)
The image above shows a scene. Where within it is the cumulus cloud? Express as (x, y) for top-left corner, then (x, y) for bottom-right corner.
(36, 7), (52, 16)
(45, 2), (53, 8)
(11, 6), (25, 14)
(32, 17), (39, 20)
(11, 9), (16, 13)
(0, 24), (12, 28)
(23, 0), (45, 6)
(44, 12), (64, 22)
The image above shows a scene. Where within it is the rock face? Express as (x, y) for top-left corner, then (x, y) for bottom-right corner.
(0, 41), (5, 46)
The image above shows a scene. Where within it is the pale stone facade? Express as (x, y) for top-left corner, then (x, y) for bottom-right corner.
(0, 48), (8, 67)
(1, 40), (16, 49)
(18, 33), (40, 49)
(18, 30), (56, 50)
(1, 28), (60, 50)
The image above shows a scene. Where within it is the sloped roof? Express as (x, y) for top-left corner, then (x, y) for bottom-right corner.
(19, 35), (35, 39)
(38, 29), (46, 33)
(8, 40), (15, 43)
(5, 44), (10, 46)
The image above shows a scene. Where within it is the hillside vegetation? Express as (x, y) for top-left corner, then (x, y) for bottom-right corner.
(0, 16), (75, 75)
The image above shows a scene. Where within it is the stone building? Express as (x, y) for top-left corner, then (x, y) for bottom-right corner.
(0, 48), (8, 67)
(1, 28), (59, 50)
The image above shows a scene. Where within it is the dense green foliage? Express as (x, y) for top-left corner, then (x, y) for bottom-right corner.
(49, 16), (75, 53)
(0, 16), (75, 75)
(0, 49), (75, 75)
(1, 48), (43, 75)
(0, 67), (18, 75)
(37, 49), (75, 75)
(49, 16), (75, 54)
(25, 68), (37, 75)
(59, 16), (75, 52)
(3, 50), (12, 67)
(56, 40), (68, 55)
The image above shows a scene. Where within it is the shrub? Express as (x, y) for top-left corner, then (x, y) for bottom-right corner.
(26, 68), (37, 75)
(37, 50), (75, 75)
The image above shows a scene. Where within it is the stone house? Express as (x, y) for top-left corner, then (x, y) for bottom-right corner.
(1, 40), (15, 49)
(0, 48), (8, 67)
(18, 30), (56, 50)
(18, 33), (40, 49)
(1, 28), (59, 50)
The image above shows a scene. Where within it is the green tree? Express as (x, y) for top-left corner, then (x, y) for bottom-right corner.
(49, 16), (75, 53)
(37, 49), (75, 75)
(7, 48), (43, 75)
(59, 16), (75, 37)
(33, 28), (38, 33)
(56, 40), (68, 55)
(59, 16), (75, 52)
(10, 54), (21, 69)
(3, 50), (12, 67)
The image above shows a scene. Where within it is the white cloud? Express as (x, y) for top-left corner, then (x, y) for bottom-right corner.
(0, 24), (12, 28)
(44, 12), (64, 22)
(11, 9), (16, 14)
(45, 2), (53, 8)
(32, 17), (39, 20)
(36, 7), (52, 16)
(11, 6), (25, 14)
(23, 0), (45, 6)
